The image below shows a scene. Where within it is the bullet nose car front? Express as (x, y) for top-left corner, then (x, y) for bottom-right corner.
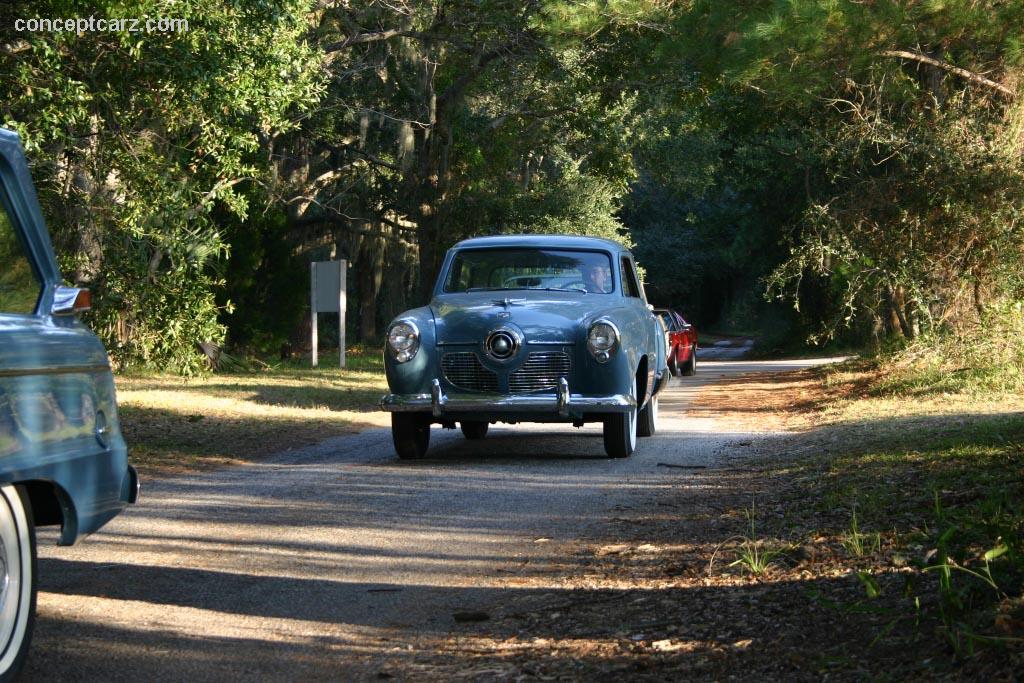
(380, 235), (668, 460)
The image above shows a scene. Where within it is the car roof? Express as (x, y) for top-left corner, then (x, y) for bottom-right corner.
(451, 234), (629, 253)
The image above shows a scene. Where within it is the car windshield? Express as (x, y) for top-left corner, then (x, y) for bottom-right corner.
(443, 248), (615, 294)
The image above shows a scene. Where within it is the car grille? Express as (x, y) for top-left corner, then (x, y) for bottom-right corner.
(509, 352), (571, 393)
(441, 352), (499, 392)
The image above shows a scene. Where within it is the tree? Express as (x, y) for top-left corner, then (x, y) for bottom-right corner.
(0, 0), (324, 372)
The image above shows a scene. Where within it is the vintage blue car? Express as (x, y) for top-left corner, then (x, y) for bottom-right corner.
(0, 128), (138, 677)
(381, 235), (668, 459)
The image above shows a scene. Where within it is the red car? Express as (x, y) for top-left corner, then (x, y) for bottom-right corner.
(654, 308), (698, 376)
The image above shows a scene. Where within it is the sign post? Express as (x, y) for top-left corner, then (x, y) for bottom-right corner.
(310, 260), (347, 368)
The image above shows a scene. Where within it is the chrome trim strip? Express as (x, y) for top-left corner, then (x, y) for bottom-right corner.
(0, 363), (111, 378)
(381, 384), (635, 415)
(441, 340), (573, 346)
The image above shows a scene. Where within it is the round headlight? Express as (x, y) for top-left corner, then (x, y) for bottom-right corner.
(387, 321), (420, 363)
(587, 320), (618, 361)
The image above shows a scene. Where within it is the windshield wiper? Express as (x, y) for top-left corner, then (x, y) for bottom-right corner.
(464, 286), (586, 293)
(534, 286), (586, 293)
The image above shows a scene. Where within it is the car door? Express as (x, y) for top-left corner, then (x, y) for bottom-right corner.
(618, 255), (661, 401)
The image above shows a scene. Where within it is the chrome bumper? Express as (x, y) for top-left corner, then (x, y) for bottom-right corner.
(380, 378), (635, 418)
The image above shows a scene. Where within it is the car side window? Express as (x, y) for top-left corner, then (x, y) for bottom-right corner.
(0, 190), (40, 314)
(620, 257), (641, 299)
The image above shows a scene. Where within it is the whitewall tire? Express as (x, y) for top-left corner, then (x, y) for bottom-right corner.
(0, 484), (35, 682)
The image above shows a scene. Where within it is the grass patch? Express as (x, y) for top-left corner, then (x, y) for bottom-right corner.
(116, 348), (389, 475)
(779, 358), (1024, 666)
(725, 502), (786, 576)
(695, 340), (1023, 673)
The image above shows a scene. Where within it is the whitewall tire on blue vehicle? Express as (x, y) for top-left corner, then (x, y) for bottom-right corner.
(603, 378), (638, 458)
(0, 484), (35, 683)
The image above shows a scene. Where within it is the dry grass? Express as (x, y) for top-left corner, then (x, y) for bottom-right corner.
(115, 351), (389, 476)
(684, 366), (845, 433)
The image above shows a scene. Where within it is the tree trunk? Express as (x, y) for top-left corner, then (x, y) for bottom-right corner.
(357, 226), (386, 342)
(973, 280), (985, 321)
(889, 285), (915, 339)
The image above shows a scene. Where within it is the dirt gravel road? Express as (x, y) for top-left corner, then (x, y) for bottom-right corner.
(26, 358), (838, 681)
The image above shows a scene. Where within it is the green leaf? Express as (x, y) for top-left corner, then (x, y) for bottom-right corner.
(857, 571), (881, 599)
(983, 544), (1008, 562)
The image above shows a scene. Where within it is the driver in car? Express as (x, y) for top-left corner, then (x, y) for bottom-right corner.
(583, 262), (612, 293)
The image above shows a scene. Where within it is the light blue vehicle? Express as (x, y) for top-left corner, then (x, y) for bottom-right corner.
(0, 128), (138, 677)
(381, 235), (669, 459)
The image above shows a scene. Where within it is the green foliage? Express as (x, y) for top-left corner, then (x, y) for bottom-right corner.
(727, 502), (784, 575)
(5, 0), (1023, 363)
(799, 362), (1024, 659)
(919, 495), (1021, 657)
(626, 0), (1024, 345)
(1, 0), (324, 372)
(218, 205), (308, 352)
(878, 301), (1024, 396)
(842, 510), (881, 559)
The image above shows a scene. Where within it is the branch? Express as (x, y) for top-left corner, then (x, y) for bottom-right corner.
(880, 49), (1016, 99)
(1, 40), (31, 56)
(438, 40), (524, 107)
(309, 164), (361, 192)
(291, 213), (417, 235)
(186, 177), (249, 220)
(323, 142), (401, 172)
(324, 28), (420, 53)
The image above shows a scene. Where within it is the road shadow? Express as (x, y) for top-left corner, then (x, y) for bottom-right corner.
(30, 558), (946, 681)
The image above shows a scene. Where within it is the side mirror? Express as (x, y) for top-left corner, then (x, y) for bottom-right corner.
(52, 286), (91, 315)
(647, 303), (654, 311)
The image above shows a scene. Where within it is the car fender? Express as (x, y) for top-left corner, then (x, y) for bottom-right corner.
(383, 306), (438, 395)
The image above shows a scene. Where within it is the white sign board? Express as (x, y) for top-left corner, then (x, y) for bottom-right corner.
(310, 260), (346, 368)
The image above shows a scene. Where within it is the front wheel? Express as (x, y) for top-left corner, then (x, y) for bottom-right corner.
(681, 345), (697, 376)
(391, 414), (431, 459)
(460, 421), (488, 439)
(0, 484), (36, 682)
(603, 379), (638, 458)
(637, 392), (658, 437)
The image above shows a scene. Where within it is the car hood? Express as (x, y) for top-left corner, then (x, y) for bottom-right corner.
(430, 292), (605, 344)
